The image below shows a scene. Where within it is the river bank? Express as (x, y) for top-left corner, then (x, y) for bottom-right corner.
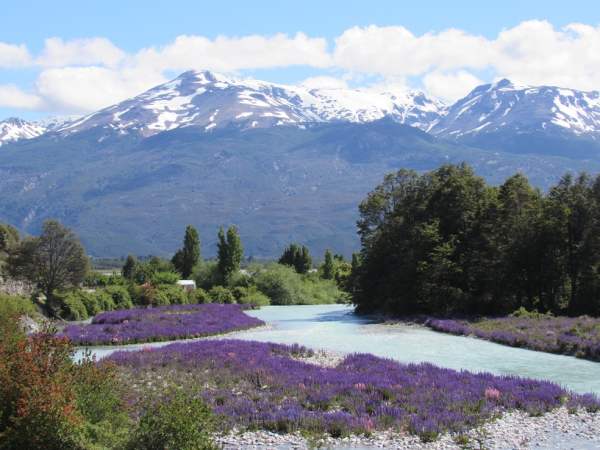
(216, 406), (600, 449)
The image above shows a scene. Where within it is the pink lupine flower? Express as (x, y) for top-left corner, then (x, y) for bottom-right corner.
(485, 387), (501, 401)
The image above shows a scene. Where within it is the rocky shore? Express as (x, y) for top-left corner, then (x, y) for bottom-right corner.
(216, 407), (600, 449)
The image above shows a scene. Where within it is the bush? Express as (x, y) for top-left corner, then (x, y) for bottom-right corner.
(103, 285), (134, 310)
(57, 291), (89, 321)
(254, 264), (302, 305)
(193, 261), (221, 290)
(0, 294), (37, 322)
(188, 288), (209, 304)
(153, 285), (189, 305)
(254, 264), (345, 305)
(150, 271), (180, 286)
(0, 316), (131, 449)
(127, 388), (218, 450)
(233, 286), (270, 306)
(208, 286), (235, 304)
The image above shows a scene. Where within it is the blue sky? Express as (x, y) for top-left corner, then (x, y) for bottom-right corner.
(2, 1), (600, 119)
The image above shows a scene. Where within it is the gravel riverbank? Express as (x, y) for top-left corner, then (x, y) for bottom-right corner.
(216, 407), (600, 449)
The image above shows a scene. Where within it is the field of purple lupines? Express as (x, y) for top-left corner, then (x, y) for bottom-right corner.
(61, 304), (264, 345)
(109, 339), (600, 441)
(426, 316), (600, 362)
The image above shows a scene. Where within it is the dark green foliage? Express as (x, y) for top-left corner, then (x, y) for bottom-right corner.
(127, 388), (218, 450)
(122, 255), (137, 280)
(217, 226), (243, 282)
(208, 286), (235, 304)
(7, 220), (89, 316)
(55, 291), (90, 321)
(352, 164), (600, 317)
(232, 285), (270, 306)
(188, 287), (209, 304)
(321, 250), (335, 280)
(150, 271), (180, 285)
(56, 290), (117, 320)
(103, 285), (134, 310)
(172, 226), (201, 278)
(153, 285), (189, 306)
(254, 264), (344, 305)
(278, 243), (312, 274)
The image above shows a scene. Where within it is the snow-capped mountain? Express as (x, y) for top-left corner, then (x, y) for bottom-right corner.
(432, 79), (600, 140)
(0, 118), (46, 146)
(57, 70), (445, 137)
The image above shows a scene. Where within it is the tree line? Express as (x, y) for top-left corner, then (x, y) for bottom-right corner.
(351, 163), (600, 317)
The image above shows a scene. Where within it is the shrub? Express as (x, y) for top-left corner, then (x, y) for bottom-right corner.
(153, 285), (189, 306)
(188, 288), (209, 304)
(0, 294), (37, 322)
(0, 316), (131, 449)
(150, 271), (180, 286)
(103, 285), (133, 310)
(127, 388), (218, 450)
(254, 264), (302, 305)
(56, 291), (89, 321)
(208, 286), (235, 304)
(193, 261), (221, 290)
(233, 286), (270, 306)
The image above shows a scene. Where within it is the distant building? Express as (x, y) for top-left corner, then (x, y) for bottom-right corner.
(176, 280), (196, 292)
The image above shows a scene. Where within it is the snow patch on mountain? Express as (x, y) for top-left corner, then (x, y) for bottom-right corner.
(0, 118), (46, 146)
(54, 70), (446, 137)
(432, 79), (600, 140)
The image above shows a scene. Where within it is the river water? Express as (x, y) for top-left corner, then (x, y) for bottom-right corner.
(79, 303), (600, 395)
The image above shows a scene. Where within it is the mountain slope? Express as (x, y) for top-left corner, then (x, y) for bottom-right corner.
(1, 119), (597, 258)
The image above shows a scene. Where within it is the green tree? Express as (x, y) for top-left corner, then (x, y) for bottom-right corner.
(217, 226), (243, 282)
(321, 249), (335, 280)
(172, 225), (201, 278)
(278, 243), (312, 274)
(8, 220), (88, 316)
(122, 254), (137, 280)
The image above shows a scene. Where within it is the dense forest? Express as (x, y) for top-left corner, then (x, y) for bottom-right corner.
(351, 163), (600, 317)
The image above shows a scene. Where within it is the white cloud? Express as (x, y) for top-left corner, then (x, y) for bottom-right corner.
(4, 21), (600, 115)
(36, 66), (165, 112)
(423, 70), (483, 102)
(37, 37), (126, 67)
(301, 76), (348, 90)
(0, 84), (43, 109)
(333, 25), (491, 77)
(332, 21), (600, 96)
(0, 42), (31, 67)
(135, 33), (332, 72)
(492, 21), (600, 90)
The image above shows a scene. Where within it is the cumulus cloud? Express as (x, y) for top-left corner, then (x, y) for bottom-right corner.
(423, 70), (483, 102)
(332, 20), (600, 98)
(135, 33), (332, 72)
(4, 21), (600, 114)
(37, 37), (126, 67)
(0, 84), (43, 109)
(36, 66), (165, 112)
(0, 42), (31, 67)
(334, 26), (491, 76)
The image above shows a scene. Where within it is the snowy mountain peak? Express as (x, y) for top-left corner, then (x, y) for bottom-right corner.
(55, 71), (446, 137)
(432, 79), (600, 139)
(0, 117), (46, 146)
